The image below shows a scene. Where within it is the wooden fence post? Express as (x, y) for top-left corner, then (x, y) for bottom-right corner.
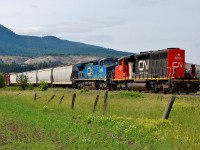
(16, 93), (21, 96)
(47, 94), (55, 103)
(59, 95), (64, 105)
(162, 96), (176, 119)
(93, 95), (99, 113)
(71, 93), (76, 109)
(103, 90), (108, 115)
(34, 92), (37, 100)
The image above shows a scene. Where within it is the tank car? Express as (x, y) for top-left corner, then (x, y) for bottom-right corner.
(113, 48), (199, 94)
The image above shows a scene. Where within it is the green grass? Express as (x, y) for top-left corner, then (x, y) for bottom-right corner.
(0, 87), (200, 149)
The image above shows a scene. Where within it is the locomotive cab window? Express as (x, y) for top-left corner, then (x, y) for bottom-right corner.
(124, 59), (128, 65)
(99, 61), (103, 66)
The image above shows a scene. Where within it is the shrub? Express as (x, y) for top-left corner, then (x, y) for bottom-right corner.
(80, 88), (89, 93)
(17, 74), (28, 90)
(112, 91), (144, 99)
(39, 81), (48, 91)
(0, 73), (5, 88)
(43, 105), (49, 112)
(28, 83), (34, 90)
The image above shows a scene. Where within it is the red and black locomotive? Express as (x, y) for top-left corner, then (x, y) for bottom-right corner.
(112, 48), (199, 94)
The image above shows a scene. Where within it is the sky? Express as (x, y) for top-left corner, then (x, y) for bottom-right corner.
(0, 0), (200, 64)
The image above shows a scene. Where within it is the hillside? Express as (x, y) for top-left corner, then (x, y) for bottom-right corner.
(0, 24), (132, 57)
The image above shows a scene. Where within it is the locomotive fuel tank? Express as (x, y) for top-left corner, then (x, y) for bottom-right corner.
(127, 83), (150, 91)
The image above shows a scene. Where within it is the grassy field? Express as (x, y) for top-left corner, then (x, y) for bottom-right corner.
(0, 87), (200, 149)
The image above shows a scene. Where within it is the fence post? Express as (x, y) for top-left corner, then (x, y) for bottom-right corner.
(93, 94), (99, 113)
(71, 93), (76, 109)
(47, 94), (55, 103)
(162, 96), (176, 119)
(59, 95), (64, 105)
(34, 92), (37, 100)
(103, 90), (108, 115)
(16, 93), (21, 96)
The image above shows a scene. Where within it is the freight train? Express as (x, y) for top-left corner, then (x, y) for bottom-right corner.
(3, 48), (199, 94)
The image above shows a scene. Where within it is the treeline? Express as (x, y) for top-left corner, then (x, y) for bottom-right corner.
(0, 61), (62, 73)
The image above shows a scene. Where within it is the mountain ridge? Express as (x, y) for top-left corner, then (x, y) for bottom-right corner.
(0, 24), (132, 57)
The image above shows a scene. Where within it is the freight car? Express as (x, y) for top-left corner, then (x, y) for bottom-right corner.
(112, 48), (199, 94)
(5, 66), (73, 87)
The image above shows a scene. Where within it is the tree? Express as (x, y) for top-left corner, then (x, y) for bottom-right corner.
(17, 74), (28, 90)
(0, 73), (5, 88)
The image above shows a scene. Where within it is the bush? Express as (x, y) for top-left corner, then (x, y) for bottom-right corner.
(0, 73), (5, 88)
(39, 81), (48, 91)
(17, 74), (28, 90)
(112, 91), (144, 99)
(28, 83), (34, 90)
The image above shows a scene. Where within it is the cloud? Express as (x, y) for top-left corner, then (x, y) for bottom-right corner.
(122, 0), (170, 8)
(15, 26), (46, 35)
(80, 34), (112, 43)
(193, 43), (200, 48)
(30, 4), (39, 9)
(14, 17), (126, 36)
(7, 12), (22, 18)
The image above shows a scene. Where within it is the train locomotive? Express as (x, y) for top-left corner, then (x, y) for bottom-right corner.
(72, 58), (118, 89)
(3, 48), (199, 94)
(112, 48), (199, 94)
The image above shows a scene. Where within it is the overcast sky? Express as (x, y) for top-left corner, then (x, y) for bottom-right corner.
(0, 0), (200, 64)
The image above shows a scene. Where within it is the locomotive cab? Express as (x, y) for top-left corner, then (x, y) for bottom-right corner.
(114, 55), (135, 79)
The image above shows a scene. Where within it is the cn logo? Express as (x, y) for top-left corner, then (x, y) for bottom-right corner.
(138, 60), (149, 71)
(172, 62), (183, 68)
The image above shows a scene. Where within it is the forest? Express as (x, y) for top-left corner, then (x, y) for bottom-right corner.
(0, 61), (61, 73)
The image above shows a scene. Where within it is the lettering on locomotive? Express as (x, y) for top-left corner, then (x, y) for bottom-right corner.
(172, 62), (183, 68)
(138, 60), (149, 71)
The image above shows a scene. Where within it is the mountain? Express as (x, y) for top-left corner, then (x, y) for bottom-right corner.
(0, 24), (132, 57)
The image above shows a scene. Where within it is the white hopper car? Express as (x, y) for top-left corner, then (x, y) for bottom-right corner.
(9, 65), (73, 86)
